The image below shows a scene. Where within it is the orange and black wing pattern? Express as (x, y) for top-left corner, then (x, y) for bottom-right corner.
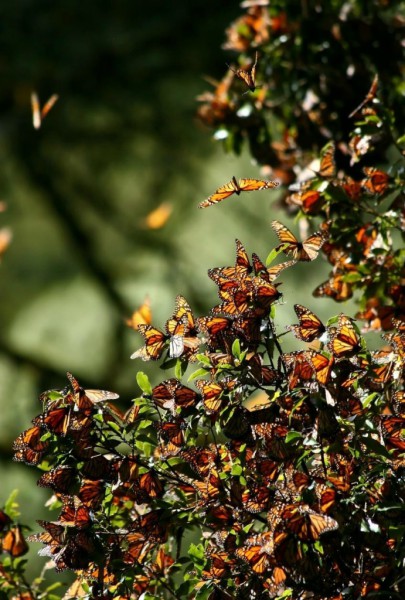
(271, 220), (326, 261)
(329, 315), (362, 358)
(288, 304), (326, 342)
(199, 177), (278, 208)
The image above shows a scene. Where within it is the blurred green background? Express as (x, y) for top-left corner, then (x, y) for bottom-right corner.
(0, 0), (336, 583)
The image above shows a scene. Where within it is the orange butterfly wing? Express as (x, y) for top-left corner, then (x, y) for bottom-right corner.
(289, 304), (325, 342)
(199, 177), (240, 208)
(330, 315), (361, 358)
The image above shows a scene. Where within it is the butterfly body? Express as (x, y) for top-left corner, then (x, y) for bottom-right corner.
(227, 51), (259, 92)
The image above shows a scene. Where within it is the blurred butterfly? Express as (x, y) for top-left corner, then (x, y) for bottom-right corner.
(126, 295), (152, 330)
(288, 304), (326, 342)
(380, 415), (405, 451)
(349, 74), (379, 118)
(361, 167), (389, 195)
(288, 187), (324, 214)
(316, 142), (336, 179)
(226, 51), (259, 92)
(313, 272), (353, 302)
(0, 227), (12, 261)
(199, 176), (279, 208)
(271, 220), (327, 261)
(31, 92), (59, 129)
(142, 201), (173, 229)
(2, 525), (29, 557)
(329, 315), (362, 358)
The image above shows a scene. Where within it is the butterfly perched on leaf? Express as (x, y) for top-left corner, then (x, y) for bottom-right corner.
(288, 304), (326, 343)
(271, 220), (327, 261)
(199, 176), (279, 208)
(226, 51), (259, 92)
(329, 314), (362, 358)
(280, 504), (338, 542)
(316, 142), (336, 180)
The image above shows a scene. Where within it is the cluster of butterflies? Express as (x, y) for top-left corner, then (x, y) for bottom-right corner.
(130, 224), (329, 364)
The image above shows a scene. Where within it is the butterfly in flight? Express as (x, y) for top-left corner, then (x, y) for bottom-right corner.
(199, 176), (279, 208)
(271, 220), (327, 261)
(31, 92), (59, 129)
(226, 51), (259, 92)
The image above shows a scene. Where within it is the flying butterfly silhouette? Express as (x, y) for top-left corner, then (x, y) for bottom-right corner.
(199, 176), (279, 208)
(271, 220), (327, 262)
(288, 304), (326, 342)
(329, 315), (362, 358)
(226, 51), (259, 92)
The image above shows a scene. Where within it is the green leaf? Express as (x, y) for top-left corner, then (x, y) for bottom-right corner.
(136, 372), (152, 395)
(285, 431), (302, 443)
(175, 359), (187, 380)
(232, 338), (241, 359)
(188, 368), (209, 382)
(360, 436), (391, 459)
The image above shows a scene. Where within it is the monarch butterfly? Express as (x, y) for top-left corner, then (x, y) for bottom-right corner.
(341, 176), (363, 201)
(271, 220), (327, 261)
(199, 176), (279, 208)
(281, 504), (338, 541)
(313, 272), (353, 302)
(349, 74), (379, 118)
(212, 287), (252, 317)
(252, 279), (282, 313)
(226, 51), (259, 92)
(308, 351), (334, 386)
(316, 142), (336, 179)
(361, 167), (389, 195)
(289, 188), (323, 214)
(380, 416), (405, 451)
(13, 425), (50, 465)
(134, 470), (164, 500)
(67, 372), (119, 405)
(195, 378), (236, 414)
(283, 351), (314, 390)
(166, 295), (200, 358)
(288, 304), (326, 342)
(156, 417), (187, 452)
(37, 466), (77, 493)
(57, 497), (91, 529)
(329, 314), (362, 358)
(130, 324), (167, 360)
(181, 447), (218, 478)
(392, 391), (405, 418)
(241, 483), (271, 513)
(152, 378), (199, 413)
(2, 525), (29, 557)
(78, 479), (105, 508)
(126, 295), (152, 330)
